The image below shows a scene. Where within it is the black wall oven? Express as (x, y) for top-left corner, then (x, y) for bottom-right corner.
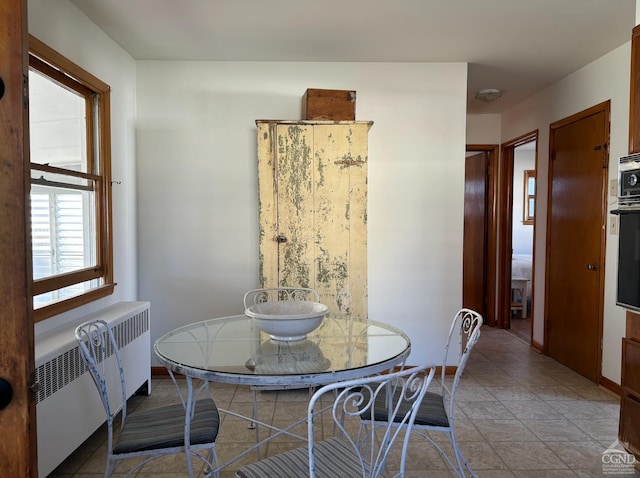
(614, 153), (640, 312)
(615, 209), (640, 312)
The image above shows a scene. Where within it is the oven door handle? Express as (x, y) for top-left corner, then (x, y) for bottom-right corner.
(611, 208), (640, 215)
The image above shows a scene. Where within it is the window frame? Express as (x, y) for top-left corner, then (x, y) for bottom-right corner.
(523, 169), (535, 225)
(29, 35), (114, 322)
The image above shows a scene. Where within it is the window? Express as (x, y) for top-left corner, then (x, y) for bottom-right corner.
(29, 36), (114, 321)
(523, 170), (535, 225)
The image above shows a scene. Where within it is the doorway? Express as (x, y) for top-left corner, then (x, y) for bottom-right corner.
(508, 140), (537, 343)
(545, 102), (609, 383)
(498, 132), (538, 343)
(464, 145), (499, 326)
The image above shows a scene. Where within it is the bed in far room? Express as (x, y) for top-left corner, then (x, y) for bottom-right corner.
(511, 253), (532, 317)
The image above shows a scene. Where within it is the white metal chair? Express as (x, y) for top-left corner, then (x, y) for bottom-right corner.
(75, 319), (221, 478)
(243, 287), (321, 435)
(235, 363), (436, 478)
(363, 308), (483, 478)
(243, 287), (321, 309)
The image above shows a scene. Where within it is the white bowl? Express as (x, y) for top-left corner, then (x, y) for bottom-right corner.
(245, 300), (328, 341)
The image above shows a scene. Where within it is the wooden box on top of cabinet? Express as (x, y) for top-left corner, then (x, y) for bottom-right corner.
(301, 88), (356, 121)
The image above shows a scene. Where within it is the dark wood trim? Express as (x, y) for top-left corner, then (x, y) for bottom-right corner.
(466, 144), (499, 327)
(531, 339), (544, 353)
(0, 0), (38, 474)
(600, 376), (622, 396)
(498, 145), (514, 329)
(28, 35), (110, 92)
(34, 283), (116, 321)
(498, 131), (538, 332)
(28, 36), (115, 323)
(152, 366), (174, 377)
(549, 101), (610, 130)
(33, 267), (105, 296)
(546, 100), (609, 376)
(627, 311), (640, 340)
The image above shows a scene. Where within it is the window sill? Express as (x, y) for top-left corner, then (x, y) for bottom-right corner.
(34, 283), (116, 323)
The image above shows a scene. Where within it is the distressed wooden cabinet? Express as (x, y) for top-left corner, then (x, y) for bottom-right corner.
(256, 120), (373, 319)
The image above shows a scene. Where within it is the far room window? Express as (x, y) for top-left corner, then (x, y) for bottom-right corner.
(29, 36), (114, 322)
(523, 169), (535, 225)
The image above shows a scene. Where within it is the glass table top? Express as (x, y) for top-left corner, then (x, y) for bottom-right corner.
(154, 314), (411, 386)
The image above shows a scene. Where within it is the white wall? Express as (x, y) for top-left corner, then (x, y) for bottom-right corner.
(27, 0), (468, 368)
(136, 61), (468, 366)
(466, 114), (501, 144)
(512, 148), (535, 254)
(28, 0), (138, 336)
(501, 42), (630, 382)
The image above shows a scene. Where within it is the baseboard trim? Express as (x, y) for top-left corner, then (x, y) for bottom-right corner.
(152, 366), (175, 377)
(599, 375), (622, 396)
(531, 339), (544, 352)
(396, 365), (456, 375)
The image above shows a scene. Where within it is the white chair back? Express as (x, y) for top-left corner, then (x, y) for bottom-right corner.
(243, 287), (320, 309)
(308, 364), (437, 477)
(441, 308), (483, 442)
(75, 319), (128, 453)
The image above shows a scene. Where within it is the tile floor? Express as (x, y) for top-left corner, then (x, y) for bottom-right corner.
(47, 326), (639, 477)
(507, 316), (530, 344)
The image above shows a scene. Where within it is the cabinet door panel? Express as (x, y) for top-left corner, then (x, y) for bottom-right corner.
(312, 124), (368, 318)
(276, 124), (316, 288)
(620, 394), (640, 458)
(622, 338), (640, 397)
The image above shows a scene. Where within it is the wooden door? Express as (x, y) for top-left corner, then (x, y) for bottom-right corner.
(257, 121), (372, 319)
(546, 103), (608, 382)
(463, 152), (488, 317)
(0, 0), (38, 475)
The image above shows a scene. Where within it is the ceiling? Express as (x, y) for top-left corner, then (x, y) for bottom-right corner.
(70, 0), (636, 114)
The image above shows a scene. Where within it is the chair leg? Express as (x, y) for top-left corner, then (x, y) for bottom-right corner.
(250, 388), (262, 459)
(249, 388), (257, 430)
(104, 457), (116, 478)
(202, 447), (220, 478)
(448, 429), (475, 478)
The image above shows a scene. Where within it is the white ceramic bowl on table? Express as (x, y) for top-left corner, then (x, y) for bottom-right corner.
(245, 300), (329, 341)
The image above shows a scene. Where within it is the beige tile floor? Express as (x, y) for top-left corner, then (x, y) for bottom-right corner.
(47, 326), (640, 477)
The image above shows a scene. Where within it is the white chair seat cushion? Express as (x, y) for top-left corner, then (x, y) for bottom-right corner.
(113, 398), (219, 454)
(235, 436), (365, 478)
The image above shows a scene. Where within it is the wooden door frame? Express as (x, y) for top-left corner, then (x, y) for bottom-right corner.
(465, 144), (498, 327)
(0, 0), (38, 474)
(497, 131), (538, 332)
(545, 102), (609, 378)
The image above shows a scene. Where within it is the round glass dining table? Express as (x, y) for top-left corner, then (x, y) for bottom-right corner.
(154, 313), (411, 388)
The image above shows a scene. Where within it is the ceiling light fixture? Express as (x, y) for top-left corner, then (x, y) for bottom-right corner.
(475, 88), (503, 102)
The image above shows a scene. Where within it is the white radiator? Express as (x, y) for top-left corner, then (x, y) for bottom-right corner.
(35, 301), (151, 477)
